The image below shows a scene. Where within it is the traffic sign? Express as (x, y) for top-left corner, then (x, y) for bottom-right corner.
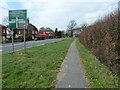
(9, 10), (27, 29)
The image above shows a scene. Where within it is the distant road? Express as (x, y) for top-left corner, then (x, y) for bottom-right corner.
(1, 38), (64, 54)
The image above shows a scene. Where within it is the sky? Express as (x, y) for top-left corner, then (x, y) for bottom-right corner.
(0, 0), (119, 31)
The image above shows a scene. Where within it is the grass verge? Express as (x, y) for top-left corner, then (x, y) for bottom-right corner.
(2, 38), (75, 88)
(76, 39), (118, 88)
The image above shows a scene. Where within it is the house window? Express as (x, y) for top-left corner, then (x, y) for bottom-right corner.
(3, 29), (5, 33)
(32, 35), (34, 39)
(3, 36), (5, 40)
(6, 28), (10, 34)
(32, 31), (34, 34)
(19, 31), (21, 34)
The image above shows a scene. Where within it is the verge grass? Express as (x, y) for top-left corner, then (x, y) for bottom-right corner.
(76, 39), (118, 88)
(2, 38), (75, 88)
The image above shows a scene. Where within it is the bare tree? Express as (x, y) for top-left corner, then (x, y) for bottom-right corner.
(67, 20), (77, 37)
(80, 23), (88, 31)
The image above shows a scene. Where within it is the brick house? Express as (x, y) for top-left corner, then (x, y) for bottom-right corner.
(0, 24), (7, 43)
(29, 24), (38, 40)
(0, 23), (38, 43)
(14, 23), (38, 40)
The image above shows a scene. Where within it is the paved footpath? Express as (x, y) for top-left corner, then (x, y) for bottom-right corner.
(56, 39), (88, 88)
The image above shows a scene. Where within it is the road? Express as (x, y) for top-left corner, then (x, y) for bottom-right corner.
(1, 38), (64, 54)
(56, 39), (88, 88)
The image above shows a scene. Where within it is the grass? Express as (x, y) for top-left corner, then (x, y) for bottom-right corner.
(76, 39), (118, 88)
(2, 38), (75, 88)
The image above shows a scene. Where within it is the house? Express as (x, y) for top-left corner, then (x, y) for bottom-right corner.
(0, 24), (7, 43)
(73, 28), (80, 37)
(66, 28), (81, 37)
(29, 24), (38, 40)
(0, 23), (39, 43)
(13, 23), (38, 41)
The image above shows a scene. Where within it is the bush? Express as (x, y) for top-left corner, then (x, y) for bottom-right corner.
(79, 9), (119, 76)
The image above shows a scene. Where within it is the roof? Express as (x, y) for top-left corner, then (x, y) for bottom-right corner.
(39, 27), (54, 32)
(0, 24), (6, 28)
(28, 23), (38, 31)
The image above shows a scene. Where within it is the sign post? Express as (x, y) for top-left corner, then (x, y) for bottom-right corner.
(24, 29), (26, 52)
(11, 29), (14, 53)
(9, 9), (27, 53)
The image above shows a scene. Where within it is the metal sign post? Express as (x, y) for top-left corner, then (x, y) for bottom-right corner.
(24, 29), (26, 52)
(11, 29), (14, 53)
(9, 9), (27, 53)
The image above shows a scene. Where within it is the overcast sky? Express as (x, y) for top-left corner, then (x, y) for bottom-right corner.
(0, 0), (119, 31)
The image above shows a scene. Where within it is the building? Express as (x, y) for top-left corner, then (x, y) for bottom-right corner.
(0, 23), (39, 43)
(0, 24), (12, 43)
(0, 24), (7, 43)
(73, 28), (81, 37)
(13, 23), (38, 41)
(28, 24), (38, 40)
(66, 28), (81, 37)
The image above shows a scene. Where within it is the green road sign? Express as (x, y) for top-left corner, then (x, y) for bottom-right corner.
(9, 10), (27, 29)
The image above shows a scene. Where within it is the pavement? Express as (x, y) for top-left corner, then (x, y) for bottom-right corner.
(56, 39), (88, 88)
(1, 38), (64, 54)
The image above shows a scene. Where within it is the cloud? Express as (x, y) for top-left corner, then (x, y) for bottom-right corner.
(83, 2), (118, 25)
(0, 0), (10, 25)
(1, 0), (118, 31)
(21, 1), (80, 30)
(83, 11), (105, 24)
(3, 0), (120, 2)
(22, 1), (118, 30)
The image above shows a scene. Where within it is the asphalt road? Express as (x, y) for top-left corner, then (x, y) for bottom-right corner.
(1, 38), (64, 54)
(56, 39), (88, 88)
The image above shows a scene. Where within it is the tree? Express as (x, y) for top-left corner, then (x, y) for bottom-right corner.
(67, 20), (77, 37)
(66, 33), (68, 37)
(80, 23), (88, 31)
(57, 31), (64, 38)
(61, 31), (65, 38)
(57, 31), (61, 38)
(55, 28), (58, 37)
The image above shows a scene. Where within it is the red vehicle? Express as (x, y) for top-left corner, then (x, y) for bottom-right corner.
(38, 31), (47, 40)
(38, 27), (54, 40)
(38, 31), (54, 39)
